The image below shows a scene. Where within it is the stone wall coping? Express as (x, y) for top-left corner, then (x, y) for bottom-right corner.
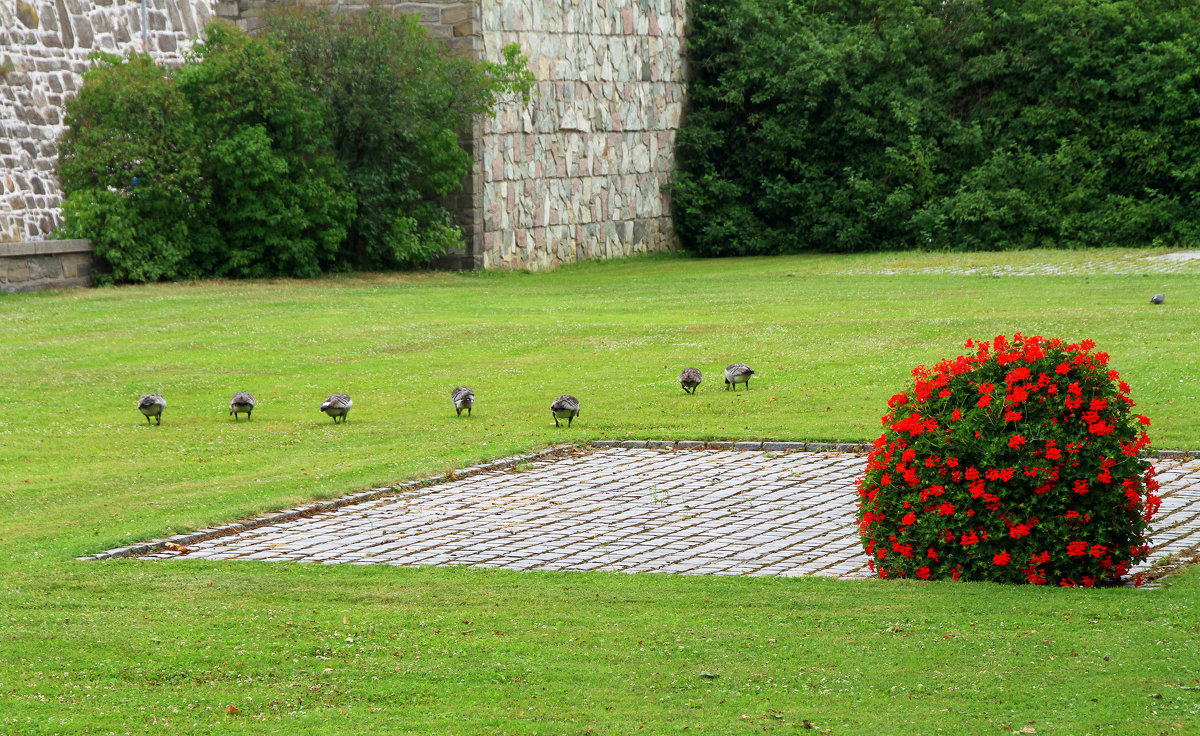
(0, 239), (93, 258)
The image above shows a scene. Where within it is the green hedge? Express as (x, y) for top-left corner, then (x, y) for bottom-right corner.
(57, 19), (531, 284)
(672, 0), (1200, 256)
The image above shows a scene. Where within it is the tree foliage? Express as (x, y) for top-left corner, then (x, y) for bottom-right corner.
(56, 53), (204, 283)
(674, 0), (1200, 256)
(266, 9), (534, 269)
(56, 18), (532, 282)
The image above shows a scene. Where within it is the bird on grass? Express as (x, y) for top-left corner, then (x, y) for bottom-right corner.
(451, 386), (475, 417)
(724, 363), (755, 391)
(229, 392), (256, 421)
(679, 368), (702, 394)
(138, 393), (166, 425)
(1151, 294), (1165, 304)
(320, 393), (353, 423)
(551, 395), (580, 427)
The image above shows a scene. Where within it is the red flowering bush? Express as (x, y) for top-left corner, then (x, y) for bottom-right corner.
(857, 334), (1161, 586)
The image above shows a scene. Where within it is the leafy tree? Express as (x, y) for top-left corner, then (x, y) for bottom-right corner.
(266, 9), (533, 269)
(56, 53), (205, 284)
(675, 0), (1200, 255)
(176, 23), (354, 278)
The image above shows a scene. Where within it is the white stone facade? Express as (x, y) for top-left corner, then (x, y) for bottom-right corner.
(478, 0), (683, 269)
(0, 0), (216, 242)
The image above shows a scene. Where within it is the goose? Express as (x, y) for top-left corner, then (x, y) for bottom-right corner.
(678, 368), (702, 394)
(229, 392), (256, 421)
(138, 393), (166, 425)
(1151, 294), (1165, 304)
(320, 393), (353, 423)
(724, 363), (755, 391)
(451, 386), (475, 417)
(550, 395), (580, 427)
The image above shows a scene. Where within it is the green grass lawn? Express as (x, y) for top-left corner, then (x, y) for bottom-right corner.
(2, 249), (1199, 734)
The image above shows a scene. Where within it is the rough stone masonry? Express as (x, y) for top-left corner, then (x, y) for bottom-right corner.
(0, 0), (684, 270)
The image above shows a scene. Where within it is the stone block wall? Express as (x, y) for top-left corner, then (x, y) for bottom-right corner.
(0, 237), (92, 291)
(2, 0), (686, 271)
(477, 0), (684, 270)
(0, 0), (219, 243)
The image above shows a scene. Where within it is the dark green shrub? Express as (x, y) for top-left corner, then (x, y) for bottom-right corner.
(675, 0), (1200, 256)
(56, 53), (205, 284)
(265, 9), (533, 269)
(857, 334), (1161, 586)
(176, 23), (354, 278)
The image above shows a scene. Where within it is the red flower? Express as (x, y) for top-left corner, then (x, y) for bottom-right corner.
(916, 567), (931, 579)
(1067, 541), (1088, 557)
(1138, 415), (1151, 426)
(901, 512), (917, 527)
(960, 532), (979, 546)
(951, 409), (963, 421)
(992, 551), (1010, 566)
(1008, 435), (1026, 449)
(1003, 410), (1023, 422)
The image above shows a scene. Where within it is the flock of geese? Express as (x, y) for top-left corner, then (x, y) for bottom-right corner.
(136, 363), (757, 427)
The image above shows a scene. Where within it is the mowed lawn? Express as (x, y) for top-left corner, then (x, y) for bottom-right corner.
(2, 249), (1199, 734)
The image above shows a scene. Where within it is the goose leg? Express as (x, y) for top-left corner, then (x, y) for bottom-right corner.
(456, 407), (462, 417)
(553, 414), (560, 427)
(467, 407), (471, 417)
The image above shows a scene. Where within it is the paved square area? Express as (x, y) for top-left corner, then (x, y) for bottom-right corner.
(136, 447), (1200, 581)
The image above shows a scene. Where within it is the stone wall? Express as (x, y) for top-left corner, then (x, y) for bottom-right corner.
(477, 0), (684, 270)
(0, 237), (92, 291)
(0, 0), (219, 243)
(2, 0), (686, 271)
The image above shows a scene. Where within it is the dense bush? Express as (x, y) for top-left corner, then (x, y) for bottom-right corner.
(56, 54), (205, 284)
(856, 334), (1162, 586)
(175, 24), (354, 278)
(674, 0), (1200, 256)
(266, 10), (534, 269)
(57, 18), (531, 282)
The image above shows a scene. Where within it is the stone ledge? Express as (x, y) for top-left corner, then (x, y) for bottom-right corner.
(0, 238), (92, 257)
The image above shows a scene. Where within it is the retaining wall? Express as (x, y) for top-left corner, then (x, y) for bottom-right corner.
(0, 237), (92, 291)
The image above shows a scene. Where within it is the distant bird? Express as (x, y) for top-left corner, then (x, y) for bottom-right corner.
(724, 363), (755, 391)
(679, 368), (703, 394)
(320, 393), (353, 423)
(138, 393), (166, 425)
(229, 392), (256, 421)
(550, 395), (580, 427)
(451, 386), (475, 417)
(1151, 293), (1165, 304)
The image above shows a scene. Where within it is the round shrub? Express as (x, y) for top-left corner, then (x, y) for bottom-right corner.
(856, 334), (1161, 586)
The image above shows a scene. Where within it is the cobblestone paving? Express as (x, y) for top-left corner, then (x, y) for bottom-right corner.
(138, 448), (1200, 581)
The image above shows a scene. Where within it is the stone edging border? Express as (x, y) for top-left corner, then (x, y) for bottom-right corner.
(78, 442), (584, 562)
(79, 439), (1200, 562)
